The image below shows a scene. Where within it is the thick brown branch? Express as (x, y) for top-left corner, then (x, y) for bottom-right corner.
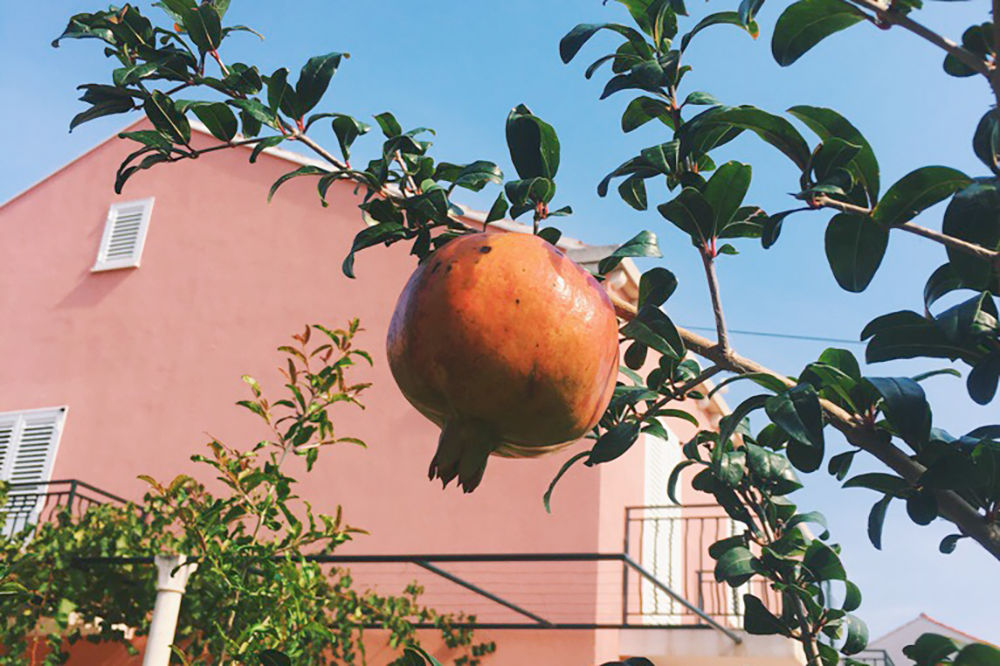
(844, 0), (991, 78)
(609, 293), (1000, 560)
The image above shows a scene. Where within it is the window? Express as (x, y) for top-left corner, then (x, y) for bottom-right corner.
(0, 408), (67, 532)
(92, 198), (155, 271)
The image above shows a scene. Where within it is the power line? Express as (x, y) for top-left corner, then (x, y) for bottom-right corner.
(682, 325), (865, 347)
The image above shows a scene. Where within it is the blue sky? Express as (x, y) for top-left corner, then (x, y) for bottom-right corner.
(2, 0), (998, 643)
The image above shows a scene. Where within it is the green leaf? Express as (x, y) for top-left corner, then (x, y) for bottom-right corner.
(327, 114), (370, 161)
(189, 101), (237, 142)
(144, 90), (190, 144)
(867, 494), (893, 549)
(803, 541), (846, 581)
(827, 450), (857, 481)
(771, 0), (866, 67)
(621, 96), (675, 133)
(761, 209), (807, 249)
(906, 489), (938, 525)
(436, 160), (504, 192)
(824, 213), (889, 293)
(843, 580), (862, 612)
(658, 187), (716, 246)
(342, 223), (408, 278)
(693, 106), (811, 172)
(866, 376), (931, 448)
(709, 372), (789, 397)
(874, 166), (972, 228)
(714, 546), (755, 586)
(813, 138), (862, 182)
(973, 109), (1000, 174)
(684, 91), (721, 106)
(120, 129), (173, 149)
(620, 305), (686, 360)
(374, 111), (402, 138)
(681, 12), (758, 52)
(182, 3), (222, 55)
(559, 23), (649, 64)
(249, 136), (283, 163)
(587, 421), (642, 465)
(268, 165), (329, 203)
(506, 104), (560, 179)
(904, 634), (960, 666)
(259, 649), (291, 666)
(954, 644), (1000, 666)
(746, 443), (804, 494)
(968, 352), (1000, 405)
(599, 230), (662, 274)
(266, 67), (300, 119)
(639, 267), (678, 307)
(940, 534), (964, 554)
(843, 615), (870, 655)
(844, 472), (909, 495)
(544, 451), (591, 513)
(229, 98), (279, 130)
(667, 460), (695, 503)
(943, 180), (1000, 290)
(743, 594), (788, 635)
(295, 53), (347, 116)
(618, 175), (648, 211)
(719, 395), (769, 448)
(786, 511), (830, 539)
(765, 384), (825, 472)
(704, 161), (753, 232)
(485, 192), (509, 224)
(789, 105), (880, 204)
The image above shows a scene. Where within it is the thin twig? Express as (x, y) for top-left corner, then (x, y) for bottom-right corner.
(844, 0), (991, 78)
(289, 131), (349, 171)
(701, 250), (730, 356)
(812, 195), (1000, 266)
(607, 292), (1000, 560)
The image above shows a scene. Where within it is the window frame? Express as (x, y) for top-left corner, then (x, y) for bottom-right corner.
(91, 197), (156, 272)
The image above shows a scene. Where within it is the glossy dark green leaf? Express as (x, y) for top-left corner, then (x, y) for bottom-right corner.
(867, 494), (893, 549)
(844, 472), (909, 495)
(906, 489), (938, 525)
(827, 450), (857, 481)
(326, 114), (370, 161)
(616, 174), (647, 210)
(624, 341), (648, 370)
(803, 541), (846, 581)
(863, 310), (982, 365)
(694, 106), (811, 171)
(598, 230), (662, 274)
(743, 594), (787, 635)
(53, 11), (118, 47)
(543, 451), (591, 513)
(70, 94), (136, 131)
(765, 384), (825, 472)
(968, 353), (1000, 404)
(761, 209), (807, 249)
(843, 615), (869, 655)
(248, 136), (283, 163)
(587, 421), (642, 465)
(866, 376), (932, 448)
(714, 545), (755, 586)
(119, 130), (173, 149)
(436, 161), (504, 193)
(719, 395), (769, 449)
(220, 63), (263, 95)
(942, 180), (1000, 290)
(559, 23), (650, 64)
(903, 633), (960, 666)
(771, 0), (866, 67)
(621, 305), (686, 360)
(229, 98), (278, 131)
(639, 267), (678, 306)
(710, 372), (790, 397)
(874, 166), (971, 228)
(266, 68), (300, 119)
(506, 104), (560, 180)
(189, 102), (237, 142)
(785, 511), (830, 538)
(373, 111), (402, 138)
(739, 0), (766, 24)
(658, 187), (716, 246)
(680, 12), (758, 52)
(485, 192), (509, 224)
(295, 53), (347, 116)
(621, 96), (675, 133)
(843, 580), (862, 612)
(973, 109), (1000, 174)
(259, 649), (291, 666)
(667, 460), (696, 503)
(789, 105), (880, 204)
(704, 161), (752, 232)
(342, 223), (408, 278)
(182, 3), (222, 55)
(824, 213), (888, 293)
(940, 534), (964, 553)
(954, 643), (1000, 666)
(144, 90), (190, 144)
(268, 165), (329, 202)
(813, 138), (862, 181)
(746, 443), (803, 494)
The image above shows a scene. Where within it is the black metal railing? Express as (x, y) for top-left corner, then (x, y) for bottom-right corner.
(2, 479), (128, 535)
(625, 504), (783, 629)
(852, 649), (895, 666)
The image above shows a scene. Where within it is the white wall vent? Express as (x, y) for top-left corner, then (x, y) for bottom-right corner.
(92, 198), (155, 271)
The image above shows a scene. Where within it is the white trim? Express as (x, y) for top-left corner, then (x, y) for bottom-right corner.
(92, 197), (155, 272)
(0, 406), (68, 487)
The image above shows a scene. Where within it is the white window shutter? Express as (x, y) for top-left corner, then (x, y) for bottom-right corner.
(0, 408), (66, 487)
(92, 198), (155, 271)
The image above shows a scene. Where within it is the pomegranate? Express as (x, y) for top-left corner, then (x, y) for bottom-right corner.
(386, 232), (620, 492)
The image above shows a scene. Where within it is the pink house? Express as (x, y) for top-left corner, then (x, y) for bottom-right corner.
(0, 119), (803, 665)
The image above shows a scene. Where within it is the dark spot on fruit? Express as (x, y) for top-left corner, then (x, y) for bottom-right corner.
(447, 264), (454, 273)
(480, 246), (493, 254)
(515, 299), (520, 305)
(432, 262), (442, 274)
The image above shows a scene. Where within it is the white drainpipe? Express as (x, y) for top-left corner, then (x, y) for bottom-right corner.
(143, 554), (197, 666)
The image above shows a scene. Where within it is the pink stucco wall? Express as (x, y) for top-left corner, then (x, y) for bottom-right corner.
(0, 120), (718, 665)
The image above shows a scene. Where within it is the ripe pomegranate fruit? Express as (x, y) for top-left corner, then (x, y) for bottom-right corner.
(387, 232), (620, 492)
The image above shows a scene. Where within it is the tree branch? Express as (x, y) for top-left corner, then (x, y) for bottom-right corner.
(608, 293), (1000, 560)
(813, 195), (1000, 268)
(844, 0), (992, 79)
(289, 131), (349, 171)
(701, 250), (731, 356)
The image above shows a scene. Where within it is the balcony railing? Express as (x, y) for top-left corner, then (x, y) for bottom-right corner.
(852, 649), (895, 666)
(1, 479), (128, 535)
(625, 504), (783, 629)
